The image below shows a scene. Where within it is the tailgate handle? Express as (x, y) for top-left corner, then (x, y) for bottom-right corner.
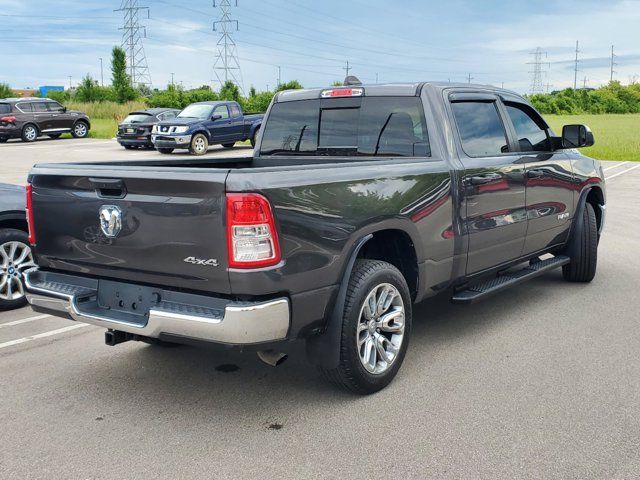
(89, 178), (126, 198)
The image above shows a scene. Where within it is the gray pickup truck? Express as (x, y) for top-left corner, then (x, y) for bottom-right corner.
(25, 81), (605, 394)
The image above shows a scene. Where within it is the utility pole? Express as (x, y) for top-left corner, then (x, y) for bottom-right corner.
(610, 45), (617, 83)
(582, 76), (588, 89)
(213, 0), (243, 92)
(99, 58), (104, 86)
(68, 76), (72, 89)
(467, 73), (473, 84)
(573, 40), (580, 90)
(115, 0), (152, 89)
(170, 72), (175, 86)
(343, 61), (351, 78)
(527, 47), (550, 95)
(277, 66), (281, 88)
(545, 82), (553, 93)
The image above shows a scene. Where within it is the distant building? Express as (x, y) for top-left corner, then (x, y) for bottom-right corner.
(39, 86), (65, 97)
(12, 89), (38, 97)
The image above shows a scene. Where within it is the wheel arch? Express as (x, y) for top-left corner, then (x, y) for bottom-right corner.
(0, 214), (28, 233)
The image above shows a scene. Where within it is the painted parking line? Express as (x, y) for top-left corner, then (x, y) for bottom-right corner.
(0, 323), (89, 350)
(603, 162), (628, 172)
(0, 314), (50, 328)
(606, 163), (640, 180)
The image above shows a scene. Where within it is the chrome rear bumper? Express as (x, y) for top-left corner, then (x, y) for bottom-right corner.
(25, 270), (290, 345)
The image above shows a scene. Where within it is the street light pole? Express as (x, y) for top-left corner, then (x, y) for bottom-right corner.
(99, 58), (104, 87)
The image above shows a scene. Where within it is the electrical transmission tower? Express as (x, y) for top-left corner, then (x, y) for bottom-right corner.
(213, 0), (243, 92)
(610, 45), (617, 83)
(115, 0), (152, 88)
(527, 47), (549, 95)
(573, 40), (581, 89)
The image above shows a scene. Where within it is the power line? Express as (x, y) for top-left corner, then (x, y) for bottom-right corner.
(527, 47), (549, 94)
(212, 0), (243, 91)
(115, 0), (152, 88)
(573, 40), (580, 90)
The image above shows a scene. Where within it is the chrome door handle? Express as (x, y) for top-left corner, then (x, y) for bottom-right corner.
(468, 173), (502, 185)
(527, 169), (545, 178)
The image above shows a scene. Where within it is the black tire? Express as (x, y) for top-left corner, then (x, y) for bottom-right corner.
(0, 138), (7, 143)
(71, 121), (89, 138)
(21, 124), (38, 142)
(319, 259), (412, 394)
(562, 202), (598, 282)
(47, 133), (62, 139)
(0, 229), (35, 311)
(157, 148), (174, 154)
(189, 133), (209, 156)
(222, 142), (235, 148)
(250, 127), (260, 148)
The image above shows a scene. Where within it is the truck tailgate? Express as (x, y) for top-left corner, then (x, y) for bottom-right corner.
(29, 167), (231, 295)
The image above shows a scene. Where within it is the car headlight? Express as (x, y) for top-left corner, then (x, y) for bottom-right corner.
(152, 125), (158, 133)
(174, 126), (189, 134)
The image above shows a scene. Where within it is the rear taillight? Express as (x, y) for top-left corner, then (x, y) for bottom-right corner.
(226, 193), (281, 269)
(0, 115), (16, 124)
(26, 184), (36, 245)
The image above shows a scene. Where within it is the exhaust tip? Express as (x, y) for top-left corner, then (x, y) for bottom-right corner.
(257, 350), (288, 367)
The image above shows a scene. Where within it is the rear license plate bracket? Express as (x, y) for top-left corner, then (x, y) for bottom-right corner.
(97, 280), (161, 318)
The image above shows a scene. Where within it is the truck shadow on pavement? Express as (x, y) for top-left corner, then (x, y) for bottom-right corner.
(59, 271), (575, 418)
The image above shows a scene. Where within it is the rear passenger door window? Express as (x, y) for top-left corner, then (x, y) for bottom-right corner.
(504, 103), (551, 152)
(451, 101), (509, 157)
(17, 103), (33, 113)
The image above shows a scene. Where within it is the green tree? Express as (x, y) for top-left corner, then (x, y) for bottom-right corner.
(111, 46), (137, 104)
(275, 80), (303, 92)
(219, 81), (241, 102)
(0, 83), (13, 99)
(75, 75), (100, 102)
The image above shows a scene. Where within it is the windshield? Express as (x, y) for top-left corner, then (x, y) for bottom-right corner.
(122, 113), (152, 124)
(178, 104), (213, 120)
(260, 97), (430, 157)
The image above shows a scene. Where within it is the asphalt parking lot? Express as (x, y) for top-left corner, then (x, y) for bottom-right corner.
(1, 140), (640, 479)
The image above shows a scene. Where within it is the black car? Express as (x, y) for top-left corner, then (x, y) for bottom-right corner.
(0, 183), (34, 310)
(0, 98), (91, 143)
(117, 108), (180, 150)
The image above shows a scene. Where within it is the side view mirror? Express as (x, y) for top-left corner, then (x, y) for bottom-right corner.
(211, 114), (222, 121)
(562, 124), (594, 149)
(62, 107), (67, 113)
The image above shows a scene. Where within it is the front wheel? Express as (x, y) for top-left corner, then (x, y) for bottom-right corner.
(157, 148), (174, 154)
(189, 133), (209, 156)
(562, 202), (598, 282)
(72, 121), (89, 138)
(0, 229), (36, 311)
(319, 259), (412, 394)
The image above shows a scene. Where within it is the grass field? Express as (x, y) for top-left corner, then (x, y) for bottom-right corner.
(546, 114), (640, 161)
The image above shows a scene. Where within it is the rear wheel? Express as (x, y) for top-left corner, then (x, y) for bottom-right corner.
(319, 260), (412, 394)
(22, 124), (38, 142)
(189, 133), (209, 156)
(0, 229), (36, 311)
(250, 127), (260, 147)
(222, 142), (235, 148)
(562, 202), (598, 282)
(157, 148), (174, 154)
(72, 121), (89, 138)
(47, 133), (62, 139)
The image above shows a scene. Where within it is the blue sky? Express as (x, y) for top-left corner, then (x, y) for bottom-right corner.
(1, 0), (639, 94)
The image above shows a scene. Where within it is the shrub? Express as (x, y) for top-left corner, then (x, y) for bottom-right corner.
(0, 83), (13, 99)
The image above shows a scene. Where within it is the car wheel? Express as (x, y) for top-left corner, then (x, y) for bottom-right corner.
(72, 121), (89, 138)
(189, 133), (209, 156)
(562, 202), (598, 282)
(157, 148), (174, 154)
(250, 128), (260, 147)
(21, 124), (38, 142)
(47, 133), (62, 139)
(0, 229), (36, 311)
(319, 259), (412, 394)
(222, 142), (235, 148)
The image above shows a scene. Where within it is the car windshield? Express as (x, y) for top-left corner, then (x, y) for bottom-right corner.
(178, 104), (213, 120)
(260, 97), (430, 157)
(122, 113), (152, 124)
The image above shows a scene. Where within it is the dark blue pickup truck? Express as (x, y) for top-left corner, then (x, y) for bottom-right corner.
(151, 101), (263, 155)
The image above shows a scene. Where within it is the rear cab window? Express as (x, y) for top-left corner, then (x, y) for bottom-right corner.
(260, 96), (430, 157)
(229, 104), (242, 118)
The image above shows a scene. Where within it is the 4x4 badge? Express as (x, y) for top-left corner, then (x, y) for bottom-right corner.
(184, 257), (219, 267)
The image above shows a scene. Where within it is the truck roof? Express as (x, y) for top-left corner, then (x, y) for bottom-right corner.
(275, 82), (523, 103)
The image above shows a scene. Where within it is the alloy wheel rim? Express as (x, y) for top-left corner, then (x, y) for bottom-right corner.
(194, 137), (206, 153)
(356, 283), (405, 375)
(25, 127), (36, 141)
(0, 241), (36, 301)
(75, 123), (87, 136)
